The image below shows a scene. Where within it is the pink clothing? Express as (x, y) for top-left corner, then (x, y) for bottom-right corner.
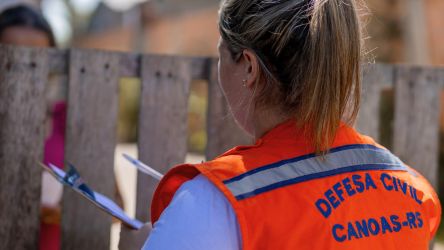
(40, 101), (66, 250)
(43, 102), (66, 168)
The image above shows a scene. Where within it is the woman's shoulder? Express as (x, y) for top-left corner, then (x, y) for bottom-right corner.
(145, 174), (241, 250)
(176, 174), (223, 196)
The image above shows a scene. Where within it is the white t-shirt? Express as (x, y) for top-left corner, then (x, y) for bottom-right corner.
(142, 174), (242, 250)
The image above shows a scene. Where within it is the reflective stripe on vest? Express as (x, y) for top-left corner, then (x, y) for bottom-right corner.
(223, 144), (412, 200)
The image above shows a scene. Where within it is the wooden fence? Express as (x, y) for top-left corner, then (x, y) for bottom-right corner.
(0, 45), (441, 249)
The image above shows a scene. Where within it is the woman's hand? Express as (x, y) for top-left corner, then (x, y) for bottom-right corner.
(118, 222), (152, 250)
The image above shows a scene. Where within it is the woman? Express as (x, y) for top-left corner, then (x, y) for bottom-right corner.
(121, 0), (441, 249)
(0, 6), (126, 250)
(0, 5), (56, 47)
(0, 5), (63, 250)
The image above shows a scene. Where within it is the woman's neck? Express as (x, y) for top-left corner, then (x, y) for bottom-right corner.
(252, 107), (289, 140)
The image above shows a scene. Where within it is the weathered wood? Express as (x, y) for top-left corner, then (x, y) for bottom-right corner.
(393, 66), (441, 188)
(0, 46), (48, 250)
(205, 59), (252, 160)
(136, 55), (191, 222)
(62, 49), (119, 250)
(46, 48), (208, 80)
(48, 48), (68, 75)
(118, 53), (141, 78)
(188, 56), (210, 80)
(48, 48), (140, 78)
(356, 64), (394, 140)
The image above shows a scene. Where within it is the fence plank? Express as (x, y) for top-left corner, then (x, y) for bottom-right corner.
(62, 49), (119, 250)
(205, 59), (252, 160)
(47, 48), (208, 81)
(136, 55), (191, 222)
(48, 48), (68, 75)
(393, 66), (441, 188)
(119, 53), (140, 77)
(356, 64), (393, 140)
(0, 46), (48, 250)
(189, 57), (209, 80)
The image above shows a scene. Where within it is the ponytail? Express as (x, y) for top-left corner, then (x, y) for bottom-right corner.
(219, 0), (363, 153)
(301, 0), (362, 152)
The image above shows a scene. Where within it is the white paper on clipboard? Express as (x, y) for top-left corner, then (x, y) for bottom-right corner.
(39, 162), (144, 230)
(122, 154), (164, 181)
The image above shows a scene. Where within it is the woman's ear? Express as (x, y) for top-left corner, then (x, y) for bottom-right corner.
(240, 49), (260, 89)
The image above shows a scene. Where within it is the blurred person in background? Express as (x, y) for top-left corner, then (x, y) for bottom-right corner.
(0, 3), (56, 47)
(0, 4), (62, 250)
(0, 4), (126, 250)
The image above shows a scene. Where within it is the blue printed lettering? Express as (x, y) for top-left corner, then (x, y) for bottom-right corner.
(355, 220), (369, 238)
(393, 177), (399, 191)
(380, 173), (393, 191)
(411, 186), (423, 205)
(347, 222), (359, 240)
(368, 218), (380, 235)
(415, 212), (423, 228)
(325, 189), (340, 209)
(342, 177), (356, 196)
(333, 182), (345, 202)
(364, 173), (377, 190)
(352, 174), (364, 193)
(332, 212), (422, 243)
(390, 215), (401, 232)
(315, 198), (331, 218)
(332, 224), (346, 242)
(406, 212), (417, 228)
(396, 178), (408, 195)
(380, 216), (393, 234)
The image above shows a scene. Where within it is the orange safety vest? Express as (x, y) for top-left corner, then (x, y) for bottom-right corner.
(151, 120), (441, 250)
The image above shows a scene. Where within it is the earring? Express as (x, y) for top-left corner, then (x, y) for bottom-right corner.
(242, 79), (247, 87)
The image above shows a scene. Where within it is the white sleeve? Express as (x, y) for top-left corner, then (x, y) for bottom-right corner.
(142, 174), (242, 250)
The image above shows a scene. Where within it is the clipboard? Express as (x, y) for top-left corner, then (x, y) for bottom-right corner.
(39, 162), (144, 230)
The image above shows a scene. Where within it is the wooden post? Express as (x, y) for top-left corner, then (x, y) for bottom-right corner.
(136, 55), (191, 222)
(356, 64), (394, 140)
(404, 0), (429, 64)
(205, 59), (252, 160)
(62, 49), (119, 250)
(393, 66), (441, 189)
(0, 46), (48, 250)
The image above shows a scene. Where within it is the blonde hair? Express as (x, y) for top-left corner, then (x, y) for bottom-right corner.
(219, 0), (362, 153)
